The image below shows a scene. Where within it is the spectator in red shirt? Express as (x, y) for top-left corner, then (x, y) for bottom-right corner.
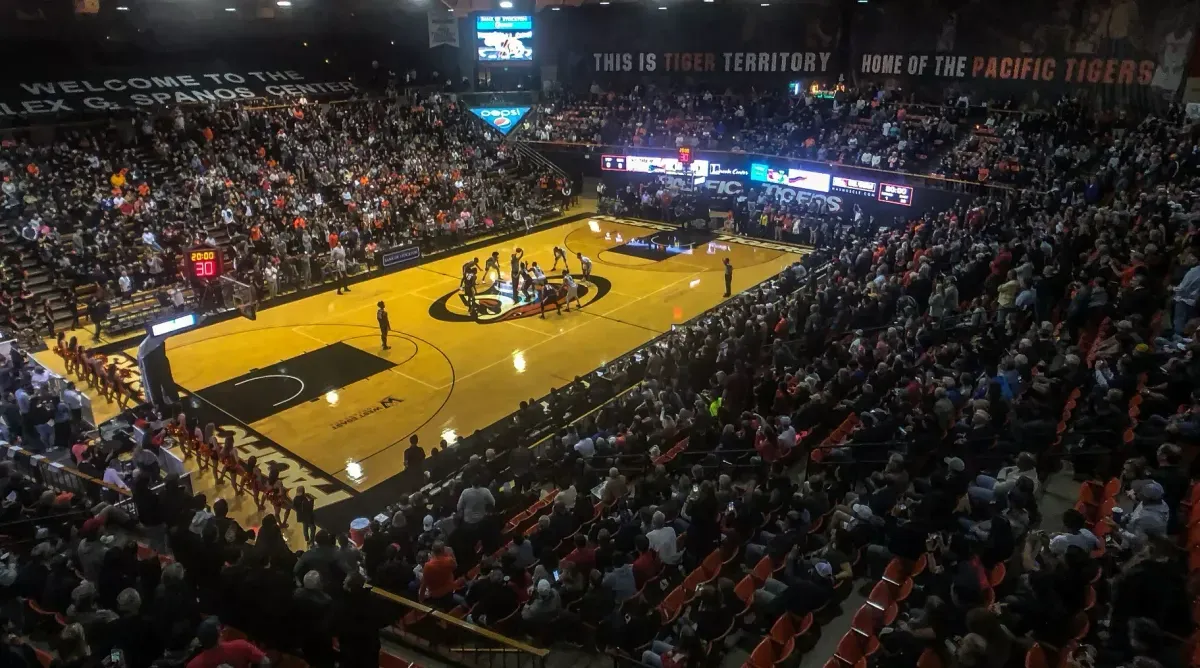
(631, 535), (660, 588)
(187, 617), (269, 668)
(420, 542), (461, 609)
(562, 534), (596, 574)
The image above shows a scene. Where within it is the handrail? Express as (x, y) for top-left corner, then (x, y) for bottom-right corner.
(367, 585), (550, 660)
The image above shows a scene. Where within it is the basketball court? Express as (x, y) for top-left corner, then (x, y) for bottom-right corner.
(41, 217), (808, 519)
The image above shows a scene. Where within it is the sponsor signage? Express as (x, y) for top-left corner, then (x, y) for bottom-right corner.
(469, 106), (531, 136)
(708, 163), (749, 177)
(476, 15), (534, 62)
(0, 69), (357, 117)
(379, 244), (421, 269)
(624, 154), (705, 176)
(148, 313), (199, 338)
(831, 176), (878, 196)
(877, 183), (914, 206)
(749, 163), (831, 193)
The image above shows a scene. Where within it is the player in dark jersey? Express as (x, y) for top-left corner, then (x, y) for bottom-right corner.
(484, 252), (502, 282)
(539, 281), (561, 319)
(461, 267), (479, 317)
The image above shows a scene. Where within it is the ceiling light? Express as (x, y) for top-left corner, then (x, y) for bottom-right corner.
(499, 0), (513, 7)
(224, 6), (236, 10)
(599, 1), (609, 4)
(760, 2), (768, 5)
(657, 6), (666, 9)
(115, 5), (129, 9)
(276, 0), (291, 6)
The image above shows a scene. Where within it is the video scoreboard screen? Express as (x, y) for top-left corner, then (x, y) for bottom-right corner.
(877, 182), (914, 206)
(476, 15), (533, 62)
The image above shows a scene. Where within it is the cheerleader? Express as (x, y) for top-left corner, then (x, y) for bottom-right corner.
(217, 434), (242, 492)
(267, 468), (291, 526)
(199, 423), (219, 476)
(172, 413), (195, 460)
(243, 456), (266, 508)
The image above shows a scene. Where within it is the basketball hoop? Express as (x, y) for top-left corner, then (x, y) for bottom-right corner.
(219, 276), (258, 321)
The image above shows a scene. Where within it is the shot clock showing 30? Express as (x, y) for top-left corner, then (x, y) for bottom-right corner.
(187, 246), (224, 281)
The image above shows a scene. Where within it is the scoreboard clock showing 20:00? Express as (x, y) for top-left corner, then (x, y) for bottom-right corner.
(186, 247), (224, 281)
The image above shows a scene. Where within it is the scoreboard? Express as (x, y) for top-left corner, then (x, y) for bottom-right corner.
(186, 247), (224, 281)
(877, 183), (914, 206)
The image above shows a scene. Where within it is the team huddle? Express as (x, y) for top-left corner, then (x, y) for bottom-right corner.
(460, 245), (593, 319)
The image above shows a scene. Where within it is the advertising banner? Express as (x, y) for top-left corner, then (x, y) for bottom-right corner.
(583, 150), (967, 220)
(428, 11), (460, 49)
(0, 68), (356, 117)
(469, 106), (531, 136)
(850, 0), (1197, 105)
(379, 245), (422, 270)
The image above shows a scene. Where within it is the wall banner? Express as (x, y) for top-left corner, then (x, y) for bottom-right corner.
(0, 68), (356, 117)
(428, 11), (460, 49)
(850, 0), (1197, 105)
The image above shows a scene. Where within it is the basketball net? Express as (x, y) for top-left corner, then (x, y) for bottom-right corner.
(219, 276), (258, 321)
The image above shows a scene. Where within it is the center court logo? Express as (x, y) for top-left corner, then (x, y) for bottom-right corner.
(469, 106), (531, 136)
(429, 274), (612, 324)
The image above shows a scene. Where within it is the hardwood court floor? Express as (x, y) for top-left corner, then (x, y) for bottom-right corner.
(92, 219), (806, 512)
(144, 218), (808, 496)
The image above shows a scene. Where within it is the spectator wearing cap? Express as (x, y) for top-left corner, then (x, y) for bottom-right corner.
(1110, 482), (1169, 550)
(186, 616), (268, 668)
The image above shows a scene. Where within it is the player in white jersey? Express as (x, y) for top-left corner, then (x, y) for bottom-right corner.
(576, 252), (592, 280)
(562, 270), (582, 311)
(551, 245), (569, 271)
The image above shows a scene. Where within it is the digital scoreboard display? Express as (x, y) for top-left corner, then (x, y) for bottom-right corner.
(475, 15), (533, 62)
(186, 247), (224, 280)
(601, 155), (628, 171)
(877, 182), (914, 206)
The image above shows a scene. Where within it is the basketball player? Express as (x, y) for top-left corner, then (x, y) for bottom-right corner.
(551, 246), (568, 271)
(531, 262), (546, 291)
(539, 281), (561, 319)
(485, 252), (503, 281)
(461, 266), (479, 317)
(576, 252), (592, 280)
(460, 256), (480, 279)
(518, 261), (535, 300)
(331, 243), (350, 295)
(510, 248), (524, 295)
(562, 270), (583, 311)
(723, 257), (733, 297)
(377, 301), (390, 350)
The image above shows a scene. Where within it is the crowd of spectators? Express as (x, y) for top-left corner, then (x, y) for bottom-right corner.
(531, 87), (960, 174)
(333, 104), (1200, 668)
(0, 85), (1199, 668)
(0, 94), (566, 338)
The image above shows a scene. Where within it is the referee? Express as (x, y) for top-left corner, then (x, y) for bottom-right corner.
(377, 301), (390, 350)
(723, 258), (733, 297)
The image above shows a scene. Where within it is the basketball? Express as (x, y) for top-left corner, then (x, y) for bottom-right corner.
(515, 247), (523, 253)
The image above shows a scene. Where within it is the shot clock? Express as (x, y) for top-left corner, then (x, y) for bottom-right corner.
(186, 246), (224, 281)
